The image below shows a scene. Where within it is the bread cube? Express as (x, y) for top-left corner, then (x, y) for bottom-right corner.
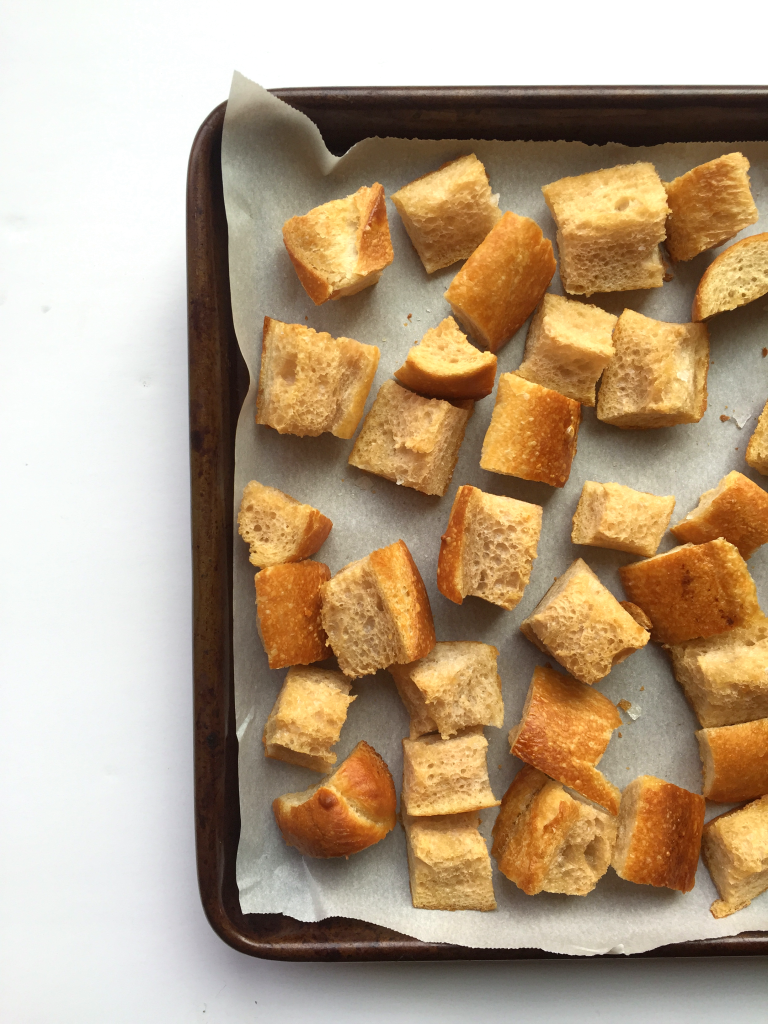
(697, 718), (768, 803)
(746, 398), (768, 475)
(391, 154), (502, 274)
(404, 812), (496, 911)
(596, 309), (709, 429)
(237, 480), (332, 568)
(665, 153), (758, 263)
(444, 211), (556, 353)
(572, 481), (676, 557)
(394, 317), (497, 401)
(521, 559), (649, 685)
(619, 537), (761, 646)
(348, 380), (472, 496)
(611, 775), (705, 893)
(256, 318), (380, 438)
(480, 374), (581, 488)
(492, 766), (617, 896)
(542, 162), (669, 295)
(402, 728), (499, 816)
(390, 641), (503, 740)
(692, 232), (768, 321)
(282, 183), (394, 304)
(254, 561), (331, 670)
(516, 293), (617, 405)
(320, 539), (435, 679)
(703, 795), (768, 918)
(508, 665), (622, 814)
(671, 471), (768, 559)
(262, 666), (355, 771)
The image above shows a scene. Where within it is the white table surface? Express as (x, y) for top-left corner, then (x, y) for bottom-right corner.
(1, 2), (766, 1020)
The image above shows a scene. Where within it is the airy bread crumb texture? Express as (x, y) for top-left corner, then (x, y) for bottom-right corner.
(746, 399), (768, 475)
(697, 718), (768, 803)
(402, 728), (500, 816)
(702, 795), (768, 918)
(692, 232), (768, 320)
(393, 317), (497, 400)
(671, 470), (768, 558)
(237, 479), (332, 568)
(571, 481), (676, 558)
(254, 560), (330, 670)
(404, 812), (497, 911)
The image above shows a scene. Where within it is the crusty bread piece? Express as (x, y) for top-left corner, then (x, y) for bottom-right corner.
(746, 400), (768, 475)
(571, 481), (676, 558)
(391, 154), (503, 274)
(262, 666), (355, 771)
(348, 379), (473, 497)
(254, 560), (330, 669)
(390, 641), (503, 740)
(404, 812), (496, 911)
(437, 485), (543, 610)
(237, 480), (332, 568)
(664, 153), (758, 262)
(402, 728), (500, 816)
(256, 318), (380, 438)
(480, 373), (581, 488)
(619, 537), (761, 646)
(692, 232), (768, 321)
(611, 775), (705, 893)
(671, 470), (768, 559)
(702, 795), (768, 918)
(443, 211), (556, 353)
(542, 162), (669, 295)
(596, 309), (709, 429)
(620, 601), (654, 631)
(508, 665), (622, 814)
(272, 741), (396, 858)
(492, 765), (617, 896)
(320, 539), (435, 679)
(393, 317), (497, 400)
(520, 559), (649, 685)
(516, 293), (617, 406)
(697, 718), (768, 803)
(282, 184), (394, 304)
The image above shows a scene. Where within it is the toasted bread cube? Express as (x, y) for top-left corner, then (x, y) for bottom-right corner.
(282, 184), (393, 304)
(444, 211), (556, 353)
(256, 318), (380, 439)
(237, 480), (332, 568)
(521, 559), (649, 685)
(262, 666), (355, 771)
(542, 162), (669, 296)
(404, 812), (496, 911)
(611, 775), (705, 893)
(320, 539), (435, 679)
(402, 728), (499, 816)
(671, 471), (768, 559)
(703, 795), (768, 918)
(390, 641), (503, 740)
(348, 380), (472, 496)
(619, 538), (761, 646)
(746, 399), (768, 475)
(508, 665), (622, 814)
(697, 718), (768, 803)
(572, 481), (676, 558)
(393, 317), (497, 400)
(391, 154), (503, 274)
(664, 153), (758, 263)
(254, 561), (331, 670)
(516, 293), (617, 405)
(480, 374), (581, 488)
(437, 485), (543, 610)
(492, 765), (617, 895)
(596, 310), (709, 429)
(692, 232), (768, 321)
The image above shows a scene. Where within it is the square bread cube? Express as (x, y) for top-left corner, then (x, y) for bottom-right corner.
(747, 400), (768, 475)
(262, 666), (355, 772)
(391, 154), (502, 274)
(664, 153), (758, 263)
(542, 162), (669, 295)
(596, 309), (709, 429)
(393, 317), (497, 401)
(619, 537), (761, 646)
(515, 293), (617, 405)
(492, 765), (617, 896)
(443, 211), (556, 353)
(521, 559), (649, 685)
(256, 318), (380, 438)
(402, 728), (499, 816)
(697, 718), (768, 803)
(671, 470), (768, 559)
(703, 795), (768, 918)
(571, 481), (676, 557)
(692, 232), (768, 321)
(348, 379), (472, 496)
(254, 561), (331, 670)
(237, 480), (332, 568)
(404, 812), (496, 911)
(480, 374), (581, 488)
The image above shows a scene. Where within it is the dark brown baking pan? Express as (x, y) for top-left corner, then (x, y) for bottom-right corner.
(188, 86), (768, 962)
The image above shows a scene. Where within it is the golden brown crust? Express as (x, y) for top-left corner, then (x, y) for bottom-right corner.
(747, 400), (768, 475)
(697, 718), (768, 803)
(619, 601), (653, 632)
(369, 540), (436, 664)
(436, 484), (474, 604)
(393, 318), (498, 400)
(671, 471), (768, 559)
(254, 561), (331, 669)
(692, 232), (768, 321)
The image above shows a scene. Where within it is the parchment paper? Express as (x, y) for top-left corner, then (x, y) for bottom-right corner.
(223, 71), (768, 954)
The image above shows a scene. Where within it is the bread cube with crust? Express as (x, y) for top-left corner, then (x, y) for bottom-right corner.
(404, 812), (496, 911)
(571, 481), (676, 558)
(692, 232), (768, 321)
(697, 718), (768, 803)
(402, 728), (499, 816)
(746, 400), (768, 475)
(254, 561), (331, 670)
(703, 795), (768, 918)
(237, 480), (332, 568)
(671, 470), (768, 559)
(394, 317), (497, 401)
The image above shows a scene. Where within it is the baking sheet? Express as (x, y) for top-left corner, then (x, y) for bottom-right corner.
(222, 71), (768, 955)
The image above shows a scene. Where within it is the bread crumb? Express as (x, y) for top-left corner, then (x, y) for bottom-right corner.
(617, 731), (622, 738)
(762, 348), (767, 357)
(720, 414), (730, 422)
(618, 699), (632, 712)
(640, 686), (645, 691)
(407, 313), (412, 319)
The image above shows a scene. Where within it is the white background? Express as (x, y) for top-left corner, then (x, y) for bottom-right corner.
(1, 2), (767, 1021)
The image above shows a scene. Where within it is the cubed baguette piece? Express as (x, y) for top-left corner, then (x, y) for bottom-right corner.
(703, 795), (768, 918)
(444, 211), (556, 352)
(402, 728), (499, 816)
(256, 318), (380, 438)
(282, 184), (393, 304)
(671, 471), (768, 558)
(437, 485), (543, 610)
(393, 317), (497, 400)
(237, 480), (332, 568)
(697, 719), (768, 803)
(572, 481), (675, 558)
(692, 232), (768, 321)
(746, 400), (768, 475)
(404, 812), (496, 911)
(254, 561), (331, 669)
(480, 374), (581, 488)
(596, 309), (709, 429)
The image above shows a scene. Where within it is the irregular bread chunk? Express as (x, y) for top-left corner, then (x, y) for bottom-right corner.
(254, 560), (330, 669)
(697, 718), (768, 803)
(692, 232), (768, 321)
(394, 317), (497, 400)
(703, 795), (768, 918)
(404, 812), (496, 910)
(671, 470), (768, 558)
(747, 400), (768, 475)
(237, 480), (332, 568)
(572, 481), (675, 558)
(402, 728), (500, 816)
